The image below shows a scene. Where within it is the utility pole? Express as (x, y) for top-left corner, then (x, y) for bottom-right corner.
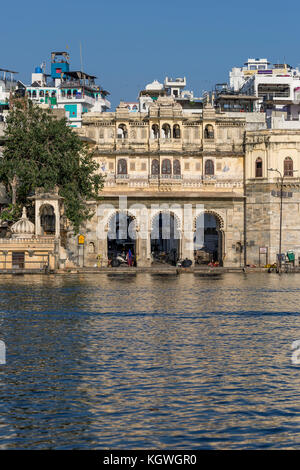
(268, 168), (283, 272)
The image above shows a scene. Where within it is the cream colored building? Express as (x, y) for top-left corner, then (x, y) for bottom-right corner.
(73, 97), (247, 267)
(245, 129), (300, 266)
(2, 95), (299, 270)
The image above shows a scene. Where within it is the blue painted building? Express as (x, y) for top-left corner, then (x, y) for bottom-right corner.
(26, 51), (111, 127)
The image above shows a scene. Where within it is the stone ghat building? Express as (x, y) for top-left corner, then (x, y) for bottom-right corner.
(245, 129), (300, 266)
(71, 95), (300, 268)
(74, 96), (252, 267)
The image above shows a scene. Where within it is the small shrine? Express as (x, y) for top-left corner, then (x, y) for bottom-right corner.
(0, 193), (60, 272)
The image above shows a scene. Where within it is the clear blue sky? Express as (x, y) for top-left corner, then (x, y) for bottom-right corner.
(2, 0), (300, 110)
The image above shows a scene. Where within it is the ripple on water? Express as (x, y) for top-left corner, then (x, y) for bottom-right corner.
(0, 273), (300, 449)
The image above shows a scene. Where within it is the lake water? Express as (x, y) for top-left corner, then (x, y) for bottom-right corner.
(1, 272), (300, 449)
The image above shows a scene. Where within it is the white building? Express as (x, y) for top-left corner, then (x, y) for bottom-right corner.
(0, 68), (18, 121)
(138, 76), (202, 114)
(230, 58), (271, 91)
(229, 58), (300, 116)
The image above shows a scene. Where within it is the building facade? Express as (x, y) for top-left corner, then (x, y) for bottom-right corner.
(71, 96), (247, 267)
(245, 129), (300, 266)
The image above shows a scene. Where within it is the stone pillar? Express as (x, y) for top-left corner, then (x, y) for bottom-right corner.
(97, 232), (108, 266)
(35, 207), (41, 236)
(136, 230), (151, 267)
(181, 230), (194, 263)
(181, 206), (194, 263)
(54, 201), (60, 238)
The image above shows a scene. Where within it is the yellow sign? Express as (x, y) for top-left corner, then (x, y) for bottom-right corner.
(78, 235), (85, 245)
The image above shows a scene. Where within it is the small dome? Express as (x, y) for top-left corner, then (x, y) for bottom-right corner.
(145, 80), (163, 91)
(11, 207), (35, 238)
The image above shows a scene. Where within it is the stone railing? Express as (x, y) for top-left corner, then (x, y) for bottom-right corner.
(0, 236), (56, 244)
(104, 174), (243, 190)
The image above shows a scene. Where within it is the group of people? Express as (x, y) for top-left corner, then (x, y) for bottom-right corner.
(107, 248), (135, 267)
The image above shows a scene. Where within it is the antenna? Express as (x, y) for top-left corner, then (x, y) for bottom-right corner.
(80, 42), (83, 72)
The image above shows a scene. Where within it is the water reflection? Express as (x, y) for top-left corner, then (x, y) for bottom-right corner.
(1, 273), (300, 448)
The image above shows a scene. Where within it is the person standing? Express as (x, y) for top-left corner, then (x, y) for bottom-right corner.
(127, 249), (133, 266)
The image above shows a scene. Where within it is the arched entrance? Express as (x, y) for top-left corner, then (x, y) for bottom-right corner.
(40, 204), (55, 235)
(194, 212), (224, 265)
(151, 212), (180, 265)
(107, 212), (136, 263)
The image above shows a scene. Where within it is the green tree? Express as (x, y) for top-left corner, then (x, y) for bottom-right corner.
(0, 99), (104, 232)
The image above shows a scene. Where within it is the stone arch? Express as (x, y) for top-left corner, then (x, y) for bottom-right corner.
(117, 158), (127, 175)
(39, 203), (55, 235)
(255, 157), (263, 177)
(150, 210), (182, 265)
(193, 210), (224, 230)
(161, 158), (172, 175)
(162, 123), (171, 139)
(105, 209), (137, 232)
(173, 159), (181, 175)
(151, 124), (159, 139)
(106, 210), (138, 263)
(150, 209), (182, 232)
(193, 210), (225, 266)
(117, 123), (128, 139)
(204, 124), (214, 139)
(205, 159), (214, 175)
(151, 159), (159, 175)
(173, 124), (181, 139)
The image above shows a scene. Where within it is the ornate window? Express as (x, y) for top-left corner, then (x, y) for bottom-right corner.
(205, 159), (214, 175)
(117, 124), (128, 139)
(173, 124), (181, 139)
(162, 124), (171, 139)
(39, 90), (44, 97)
(204, 124), (214, 139)
(162, 159), (171, 174)
(151, 159), (159, 175)
(151, 124), (159, 139)
(255, 158), (262, 177)
(173, 159), (181, 175)
(40, 204), (55, 234)
(117, 159), (127, 175)
(284, 157), (293, 177)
